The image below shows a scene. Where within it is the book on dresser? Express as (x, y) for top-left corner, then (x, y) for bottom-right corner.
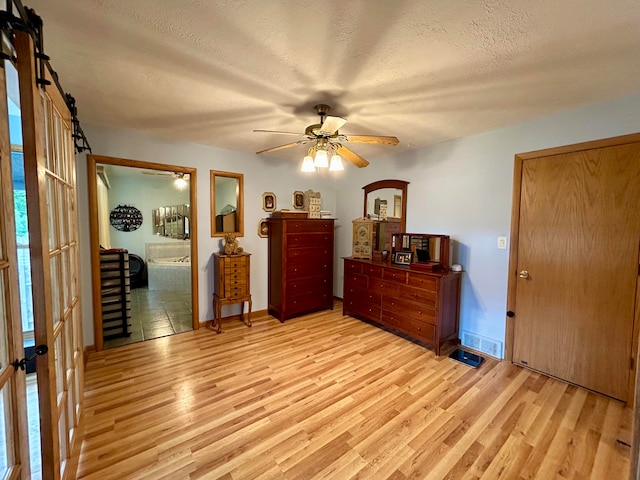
(267, 213), (334, 321)
(342, 257), (461, 355)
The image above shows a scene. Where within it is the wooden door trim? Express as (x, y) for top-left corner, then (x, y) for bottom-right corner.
(87, 154), (199, 351)
(506, 133), (640, 406)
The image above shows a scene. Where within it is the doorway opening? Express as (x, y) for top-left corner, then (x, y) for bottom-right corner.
(88, 156), (199, 351)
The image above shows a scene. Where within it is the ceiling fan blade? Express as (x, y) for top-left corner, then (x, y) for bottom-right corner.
(343, 135), (399, 145)
(256, 140), (311, 155)
(319, 116), (347, 135)
(253, 129), (307, 137)
(336, 145), (369, 168)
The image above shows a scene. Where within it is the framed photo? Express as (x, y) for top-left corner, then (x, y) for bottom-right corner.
(292, 191), (305, 210)
(393, 251), (413, 266)
(262, 192), (276, 212)
(257, 218), (269, 238)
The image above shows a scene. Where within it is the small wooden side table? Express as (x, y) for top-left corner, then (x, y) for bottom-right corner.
(212, 252), (252, 333)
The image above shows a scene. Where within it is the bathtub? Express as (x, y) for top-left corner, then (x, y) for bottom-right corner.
(147, 257), (191, 291)
(148, 256), (190, 265)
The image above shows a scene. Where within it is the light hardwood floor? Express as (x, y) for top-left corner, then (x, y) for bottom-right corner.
(78, 302), (632, 479)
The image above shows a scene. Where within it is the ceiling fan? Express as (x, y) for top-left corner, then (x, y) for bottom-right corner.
(254, 104), (399, 168)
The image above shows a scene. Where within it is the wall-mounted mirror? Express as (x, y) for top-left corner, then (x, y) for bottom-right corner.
(210, 170), (244, 237)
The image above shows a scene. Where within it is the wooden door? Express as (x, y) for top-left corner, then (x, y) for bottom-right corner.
(0, 40), (31, 480)
(15, 31), (84, 479)
(510, 137), (640, 401)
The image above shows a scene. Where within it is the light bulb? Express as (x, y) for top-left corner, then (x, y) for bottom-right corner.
(329, 154), (344, 171)
(174, 177), (188, 190)
(314, 149), (328, 168)
(301, 155), (316, 172)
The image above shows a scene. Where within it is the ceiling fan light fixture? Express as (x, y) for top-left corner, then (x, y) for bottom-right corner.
(314, 148), (328, 168)
(329, 153), (344, 171)
(174, 173), (188, 190)
(301, 155), (316, 172)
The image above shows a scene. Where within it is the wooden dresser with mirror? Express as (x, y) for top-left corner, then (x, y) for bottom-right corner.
(347, 180), (461, 355)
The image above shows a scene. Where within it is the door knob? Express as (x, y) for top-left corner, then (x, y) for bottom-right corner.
(519, 270), (529, 278)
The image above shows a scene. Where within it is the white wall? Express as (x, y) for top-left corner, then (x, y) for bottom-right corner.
(76, 93), (640, 351)
(76, 126), (338, 345)
(106, 171), (190, 258)
(334, 93), (640, 357)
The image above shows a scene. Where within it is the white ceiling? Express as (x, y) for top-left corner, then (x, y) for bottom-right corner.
(26, 0), (640, 164)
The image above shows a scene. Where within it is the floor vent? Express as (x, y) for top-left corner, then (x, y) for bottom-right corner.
(461, 331), (503, 359)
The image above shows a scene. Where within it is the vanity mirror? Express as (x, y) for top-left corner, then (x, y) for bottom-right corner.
(210, 170), (244, 237)
(363, 180), (408, 254)
(392, 233), (450, 271)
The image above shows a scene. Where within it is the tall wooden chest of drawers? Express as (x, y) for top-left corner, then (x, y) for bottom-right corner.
(343, 257), (461, 355)
(212, 252), (252, 333)
(268, 215), (334, 321)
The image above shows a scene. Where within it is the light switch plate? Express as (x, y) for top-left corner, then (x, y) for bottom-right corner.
(498, 236), (507, 249)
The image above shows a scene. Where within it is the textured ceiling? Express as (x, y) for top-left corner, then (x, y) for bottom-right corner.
(26, 0), (640, 164)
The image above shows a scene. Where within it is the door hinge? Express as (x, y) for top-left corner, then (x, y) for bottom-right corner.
(11, 344), (48, 371)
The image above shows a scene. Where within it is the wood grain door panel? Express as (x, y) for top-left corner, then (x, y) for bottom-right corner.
(513, 142), (640, 401)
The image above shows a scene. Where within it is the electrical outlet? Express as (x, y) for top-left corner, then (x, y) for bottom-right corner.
(497, 236), (507, 249)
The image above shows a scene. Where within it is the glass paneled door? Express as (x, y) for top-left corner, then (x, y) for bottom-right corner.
(15, 30), (84, 479)
(0, 34), (31, 479)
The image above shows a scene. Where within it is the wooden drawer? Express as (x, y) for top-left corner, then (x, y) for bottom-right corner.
(368, 279), (399, 297)
(285, 220), (334, 233)
(287, 290), (332, 316)
(288, 246), (332, 262)
(286, 259), (332, 279)
(381, 311), (436, 345)
(287, 233), (333, 248)
(344, 298), (381, 322)
(363, 263), (383, 278)
(407, 273), (437, 292)
(344, 260), (363, 275)
(287, 276), (331, 296)
(225, 283), (247, 298)
(224, 256), (247, 269)
(382, 296), (436, 324)
(397, 285), (436, 307)
(383, 268), (407, 284)
(343, 285), (381, 306)
(344, 272), (368, 289)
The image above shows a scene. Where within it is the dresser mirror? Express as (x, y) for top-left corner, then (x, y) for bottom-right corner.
(392, 233), (450, 271)
(363, 179), (408, 228)
(210, 170), (244, 237)
(363, 180), (409, 254)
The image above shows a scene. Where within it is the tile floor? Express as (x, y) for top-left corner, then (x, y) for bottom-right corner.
(104, 288), (193, 349)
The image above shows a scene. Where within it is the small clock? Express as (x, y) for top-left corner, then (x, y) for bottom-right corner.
(352, 218), (374, 259)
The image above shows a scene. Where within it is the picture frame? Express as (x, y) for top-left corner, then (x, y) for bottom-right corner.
(257, 218), (269, 238)
(262, 192), (276, 212)
(292, 191), (305, 210)
(393, 251), (413, 266)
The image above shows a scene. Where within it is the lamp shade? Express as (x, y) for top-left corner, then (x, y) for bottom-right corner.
(329, 154), (344, 171)
(314, 149), (329, 168)
(301, 155), (316, 172)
